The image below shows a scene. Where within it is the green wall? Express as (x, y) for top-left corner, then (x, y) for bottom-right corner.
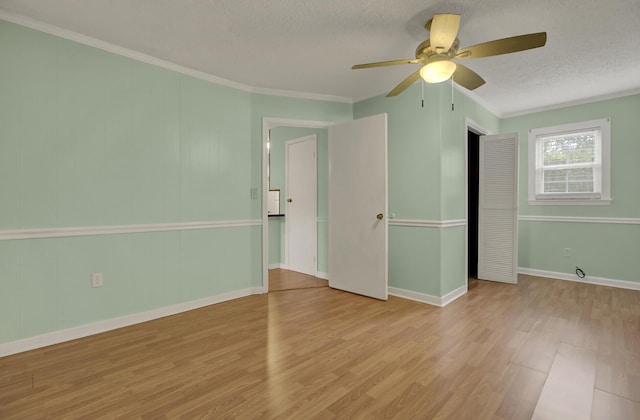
(354, 82), (500, 296)
(0, 20), (256, 344)
(3, 15), (636, 348)
(0, 20), (351, 345)
(249, 94), (352, 222)
(355, 83), (443, 296)
(502, 94), (640, 283)
(248, 92), (352, 287)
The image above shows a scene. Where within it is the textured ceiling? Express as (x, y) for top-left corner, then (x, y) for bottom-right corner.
(1, 0), (639, 116)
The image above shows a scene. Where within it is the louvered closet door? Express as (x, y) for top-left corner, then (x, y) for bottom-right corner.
(478, 133), (519, 283)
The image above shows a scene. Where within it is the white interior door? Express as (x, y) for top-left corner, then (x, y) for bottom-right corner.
(478, 132), (519, 283)
(328, 113), (388, 300)
(286, 135), (317, 276)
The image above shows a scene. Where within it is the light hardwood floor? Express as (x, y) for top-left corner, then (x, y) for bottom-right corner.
(269, 268), (329, 291)
(1, 274), (639, 419)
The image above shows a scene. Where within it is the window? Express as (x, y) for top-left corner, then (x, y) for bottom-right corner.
(528, 118), (611, 205)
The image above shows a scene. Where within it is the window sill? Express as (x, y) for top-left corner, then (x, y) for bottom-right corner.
(528, 199), (612, 206)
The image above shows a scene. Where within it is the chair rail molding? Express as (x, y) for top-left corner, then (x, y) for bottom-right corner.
(0, 220), (263, 241)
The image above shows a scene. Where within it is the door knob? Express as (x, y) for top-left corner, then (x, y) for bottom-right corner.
(287, 198), (293, 203)
(376, 213), (384, 220)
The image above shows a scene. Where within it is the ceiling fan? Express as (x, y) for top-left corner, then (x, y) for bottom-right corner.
(352, 14), (547, 97)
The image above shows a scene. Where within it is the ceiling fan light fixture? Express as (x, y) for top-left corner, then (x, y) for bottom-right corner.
(420, 60), (457, 83)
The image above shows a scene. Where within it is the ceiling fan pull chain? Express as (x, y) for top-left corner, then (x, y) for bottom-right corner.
(451, 76), (455, 111)
(421, 78), (424, 108)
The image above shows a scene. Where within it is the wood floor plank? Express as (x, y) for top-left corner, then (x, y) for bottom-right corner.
(591, 389), (640, 420)
(532, 343), (597, 420)
(269, 269), (328, 291)
(495, 364), (548, 420)
(1, 275), (639, 418)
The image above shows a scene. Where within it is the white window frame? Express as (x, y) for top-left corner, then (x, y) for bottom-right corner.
(528, 118), (611, 205)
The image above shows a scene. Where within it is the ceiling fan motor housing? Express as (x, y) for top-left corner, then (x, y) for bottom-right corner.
(415, 38), (460, 62)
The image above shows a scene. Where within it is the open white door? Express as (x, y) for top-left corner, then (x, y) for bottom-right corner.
(286, 135), (317, 276)
(328, 114), (388, 300)
(478, 133), (519, 283)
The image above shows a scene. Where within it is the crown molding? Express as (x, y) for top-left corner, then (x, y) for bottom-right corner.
(501, 87), (640, 119)
(4, 9), (637, 120)
(252, 86), (353, 104)
(352, 82), (503, 118)
(352, 72), (640, 120)
(453, 85), (503, 118)
(0, 10), (353, 105)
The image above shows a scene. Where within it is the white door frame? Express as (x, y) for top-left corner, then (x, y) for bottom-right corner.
(285, 135), (317, 275)
(262, 118), (334, 293)
(464, 117), (493, 288)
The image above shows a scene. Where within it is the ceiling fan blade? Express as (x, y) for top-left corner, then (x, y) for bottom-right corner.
(456, 32), (547, 60)
(452, 63), (485, 90)
(427, 14), (461, 53)
(386, 69), (422, 97)
(352, 58), (421, 69)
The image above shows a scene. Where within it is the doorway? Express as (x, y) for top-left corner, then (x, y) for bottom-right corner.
(468, 130), (480, 279)
(262, 116), (389, 298)
(466, 118), (491, 288)
(269, 130), (325, 291)
(262, 118), (334, 292)
(468, 126), (520, 285)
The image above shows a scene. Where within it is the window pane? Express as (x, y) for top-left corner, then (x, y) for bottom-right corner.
(543, 167), (594, 193)
(568, 181), (593, 193)
(529, 117), (609, 203)
(542, 131), (596, 166)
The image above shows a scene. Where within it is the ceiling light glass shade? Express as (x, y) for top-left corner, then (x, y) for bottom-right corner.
(420, 60), (457, 83)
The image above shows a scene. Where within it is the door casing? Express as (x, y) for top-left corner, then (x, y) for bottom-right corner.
(262, 118), (334, 292)
(465, 118), (493, 286)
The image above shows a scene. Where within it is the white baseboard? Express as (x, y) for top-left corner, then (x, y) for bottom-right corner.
(441, 285), (469, 306)
(316, 271), (329, 280)
(388, 284), (467, 307)
(0, 287), (262, 357)
(518, 267), (640, 291)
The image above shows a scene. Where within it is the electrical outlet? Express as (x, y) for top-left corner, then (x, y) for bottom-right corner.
(563, 248), (571, 257)
(91, 273), (103, 288)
